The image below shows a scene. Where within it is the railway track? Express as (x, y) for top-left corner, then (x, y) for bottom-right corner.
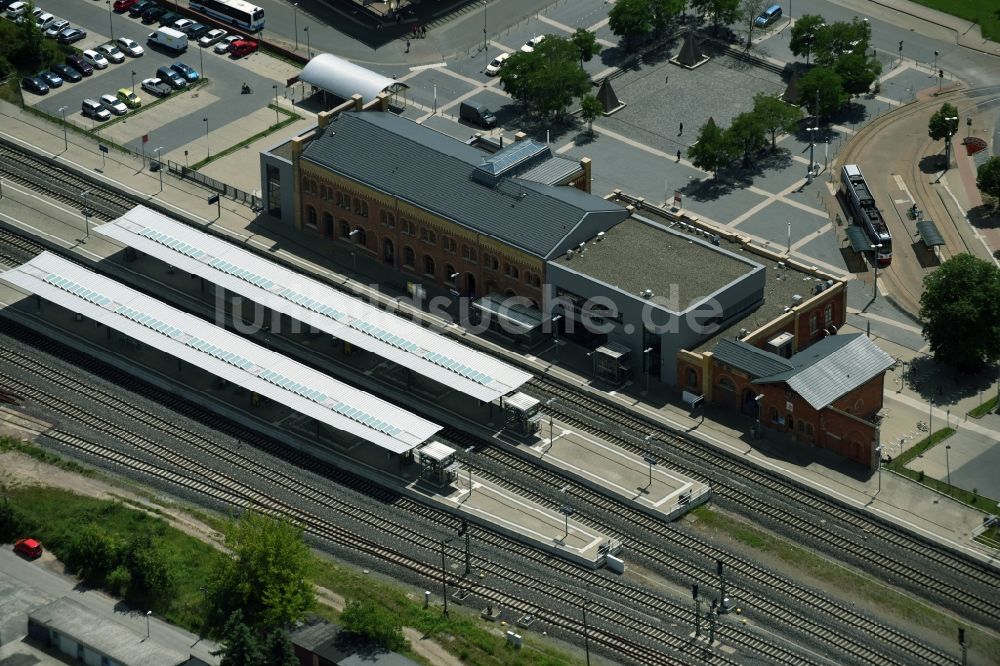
(527, 376), (1000, 627)
(0, 332), (821, 665)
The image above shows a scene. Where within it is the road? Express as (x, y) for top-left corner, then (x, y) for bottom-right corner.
(0, 548), (220, 663)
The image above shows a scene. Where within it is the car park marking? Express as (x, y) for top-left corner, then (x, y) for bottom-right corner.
(536, 14), (616, 48)
(408, 62), (447, 72)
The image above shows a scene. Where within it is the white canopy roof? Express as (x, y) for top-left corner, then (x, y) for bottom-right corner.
(96, 206), (532, 403)
(2, 252), (440, 454)
(299, 53), (407, 103)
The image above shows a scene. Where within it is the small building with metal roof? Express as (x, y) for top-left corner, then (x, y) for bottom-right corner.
(297, 53), (409, 104)
(95, 205), (532, 406)
(1, 252), (440, 456)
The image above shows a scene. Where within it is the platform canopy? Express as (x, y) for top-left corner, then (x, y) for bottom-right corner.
(844, 226), (873, 253)
(96, 207), (532, 403)
(1, 252), (440, 454)
(299, 53), (408, 103)
(916, 219), (945, 247)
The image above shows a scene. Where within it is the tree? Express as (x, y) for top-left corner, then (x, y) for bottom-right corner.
(570, 28), (601, 67)
(919, 254), (1000, 371)
(262, 629), (298, 666)
(121, 533), (175, 598)
(976, 156), (1000, 208)
(751, 93), (802, 148)
(927, 102), (960, 142)
(688, 118), (732, 177)
(650, 0), (686, 34)
(608, 0), (653, 45)
(725, 111), (767, 166)
(206, 512), (315, 632)
(580, 94), (602, 134)
(65, 523), (119, 584)
(213, 611), (264, 666)
(833, 52), (882, 97)
(813, 17), (871, 68)
(739, 0), (769, 48)
(798, 66), (847, 119)
(340, 599), (407, 652)
(690, 0), (742, 33)
(499, 37), (591, 120)
(789, 14), (826, 64)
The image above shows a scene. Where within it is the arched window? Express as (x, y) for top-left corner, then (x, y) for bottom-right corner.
(322, 212), (333, 237)
(305, 206), (317, 228)
(361, 201), (369, 217)
(383, 238), (394, 264)
(445, 264), (456, 284)
(335, 191), (343, 207)
(403, 246), (415, 268)
(717, 376), (735, 392)
(423, 255), (435, 276)
(340, 220), (351, 238)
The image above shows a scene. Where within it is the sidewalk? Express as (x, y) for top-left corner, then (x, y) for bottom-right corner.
(0, 101), (997, 565)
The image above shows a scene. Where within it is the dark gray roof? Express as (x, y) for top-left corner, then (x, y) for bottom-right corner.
(291, 621), (419, 666)
(756, 334), (894, 409)
(301, 112), (627, 258)
(916, 219), (945, 247)
(520, 156), (583, 185)
(713, 338), (794, 378)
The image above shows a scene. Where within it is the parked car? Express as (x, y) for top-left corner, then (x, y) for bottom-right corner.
(520, 35), (545, 53)
(170, 17), (193, 32)
(20, 76), (49, 95)
(65, 54), (94, 76)
(485, 52), (511, 76)
(198, 27), (226, 47)
(141, 5), (166, 22)
(100, 93), (128, 115)
(214, 34), (241, 53)
(37, 70), (62, 88)
(158, 11), (182, 26)
(13, 538), (42, 559)
(5, 1), (27, 20)
(97, 43), (126, 64)
(34, 11), (55, 30)
(185, 23), (210, 39)
(117, 87), (141, 108)
(113, 0), (138, 12)
(116, 36), (144, 56)
(82, 99), (112, 122)
(170, 61), (198, 81)
(129, 0), (156, 17)
(155, 65), (186, 89)
(140, 77), (171, 97)
(56, 26), (86, 44)
(228, 39), (257, 58)
(52, 63), (82, 83)
(82, 49), (109, 69)
(43, 17), (68, 37)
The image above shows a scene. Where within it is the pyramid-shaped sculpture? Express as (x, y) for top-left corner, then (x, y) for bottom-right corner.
(596, 78), (626, 115)
(670, 30), (710, 69)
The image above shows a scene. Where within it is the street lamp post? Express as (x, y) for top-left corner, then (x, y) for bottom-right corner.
(272, 84), (280, 125)
(754, 394), (764, 440)
(872, 243), (882, 299)
(349, 228), (360, 271)
(58, 106), (68, 151)
(145, 610), (152, 638)
(440, 539), (451, 616)
(131, 70), (136, 93)
(106, 0), (114, 41)
(293, 2), (299, 50)
(643, 346), (654, 393)
(559, 503), (574, 543)
(81, 190), (91, 241)
(581, 591), (592, 666)
(873, 445), (883, 499)
(806, 125), (819, 183)
(154, 147), (164, 193)
(203, 117), (210, 158)
(643, 454), (656, 490)
(945, 444), (952, 489)
(943, 116), (958, 171)
(304, 25), (310, 59)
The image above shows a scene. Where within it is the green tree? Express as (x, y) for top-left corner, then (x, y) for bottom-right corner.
(833, 52), (882, 96)
(213, 611), (264, 666)
(798, 66), (847, 119)
(580, 94), (603, 134)
(500, 37), (591, 120)
(691, 0), (741, 33)
(740, 0), (769, 47)
(650, 0), (686, 34)
(725, 111), (767, 166)
(688, 118), (732, 177)
(262, 629), (298, 666)
(789, 14), (826, 64)
(608, 0), (653, 45)
(340, 599), (407, 652)
(65, 523), (119, 584)
(570, 28), (601, 67)
(927, 102), (960, 142)
(813, 17), (871, 68)
(206, 512), (315, 632)
(751, 93), (801, 148)
(919, 254), (1000, 371)
(976, 156), (1000, 208)
(0, 494), (29, 542)
(121, 533), (175, 598)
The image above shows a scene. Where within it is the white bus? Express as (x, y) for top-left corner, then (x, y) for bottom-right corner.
(190, 0), (265, 32)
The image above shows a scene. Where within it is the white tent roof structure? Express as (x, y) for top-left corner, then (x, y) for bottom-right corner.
(2, 252), (441, 454)
(96, 206), (532, 403)
(299, 53), (408, 103)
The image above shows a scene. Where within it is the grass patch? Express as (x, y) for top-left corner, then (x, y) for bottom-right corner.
(968, 394), (998, 419)
(909, 0), (1000, 43)
(189, 106), (300, 170)
(0, 436), (94, 476)
(2, 485), (222, 632)
(690, 505), (1000, 663)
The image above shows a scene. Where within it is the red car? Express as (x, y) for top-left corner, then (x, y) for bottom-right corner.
(113, 0), (138, 11)
(14, 538), (43, 559)
(229, 39), (258, 58)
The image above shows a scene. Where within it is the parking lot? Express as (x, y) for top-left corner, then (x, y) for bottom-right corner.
(17, 0), (297, 157)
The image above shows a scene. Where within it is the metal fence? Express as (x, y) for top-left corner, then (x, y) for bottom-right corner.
(164, 159), (262, 210)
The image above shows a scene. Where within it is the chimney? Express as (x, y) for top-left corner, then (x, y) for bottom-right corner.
(514, 131), (528, 143)
(579, 157), (592, 193)
(352, 93), (364, 112)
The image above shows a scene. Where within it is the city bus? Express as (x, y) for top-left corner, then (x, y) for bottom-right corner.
(189, 0), (264, 32)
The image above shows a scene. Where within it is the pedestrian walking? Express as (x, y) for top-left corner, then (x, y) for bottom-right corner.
(421, 25), (426, 38)
(405, 38), (410, 53)
(676, 149), (681, 162)
(679, 122), (683, 135)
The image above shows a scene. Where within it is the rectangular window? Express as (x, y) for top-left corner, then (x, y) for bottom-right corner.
(824, 303), (833, 324)
(266, 165), (281, 217)
(809, 314), (818, 334)
(462, 245), (477, 262)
